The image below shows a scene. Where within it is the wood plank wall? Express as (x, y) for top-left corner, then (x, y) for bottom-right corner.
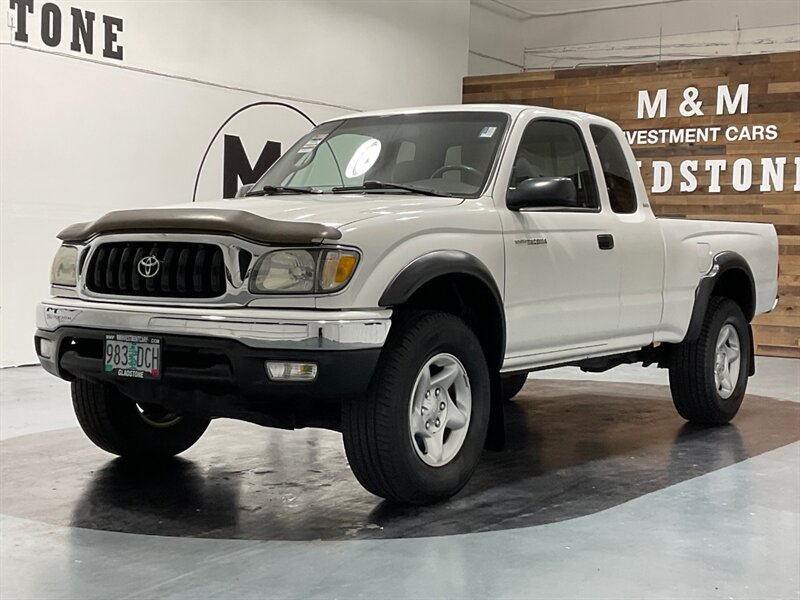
(463, 52), (800, 359)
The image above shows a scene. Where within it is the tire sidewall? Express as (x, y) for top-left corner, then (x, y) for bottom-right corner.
(72, 380), (210, 458)
(704, 300), (750, 420)
(381, 314), (490, 500)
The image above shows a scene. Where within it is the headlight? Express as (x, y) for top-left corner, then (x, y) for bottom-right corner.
(50, 246), (78, 286)
(249, 248), (359, 294)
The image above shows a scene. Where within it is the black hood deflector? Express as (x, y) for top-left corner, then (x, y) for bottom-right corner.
(57, 208), (342, 245)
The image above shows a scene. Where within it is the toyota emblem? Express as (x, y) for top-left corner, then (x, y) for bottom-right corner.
(137, 255), (161, 278)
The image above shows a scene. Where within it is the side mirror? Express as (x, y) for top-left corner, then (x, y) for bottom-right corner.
(235, 183), (255, 198)
(506, 177), (578, 211)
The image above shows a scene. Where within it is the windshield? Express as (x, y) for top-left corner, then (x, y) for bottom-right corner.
(251, 111), (509, 198)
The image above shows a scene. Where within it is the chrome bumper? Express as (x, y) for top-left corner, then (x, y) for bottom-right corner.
(36, 298), (392, 350)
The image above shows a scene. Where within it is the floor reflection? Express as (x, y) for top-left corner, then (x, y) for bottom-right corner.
(1, 379), (797, 540)
(70, 458), (242, 537)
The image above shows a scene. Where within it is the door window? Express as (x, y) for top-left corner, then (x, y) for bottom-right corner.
(590, 125), (638, 214)
(510, 120), (599, 209)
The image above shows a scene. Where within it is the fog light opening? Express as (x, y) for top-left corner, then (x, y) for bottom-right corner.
(265, 361), (318, 382)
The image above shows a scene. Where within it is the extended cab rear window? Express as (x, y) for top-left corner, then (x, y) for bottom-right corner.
(590, 125), (639, 214)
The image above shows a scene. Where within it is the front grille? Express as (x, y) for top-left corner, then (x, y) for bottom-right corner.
(85, 242), (227, 298)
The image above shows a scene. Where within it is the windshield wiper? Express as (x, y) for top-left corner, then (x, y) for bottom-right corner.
(247, 185), (322, 196)
(331, 180), (452, 197)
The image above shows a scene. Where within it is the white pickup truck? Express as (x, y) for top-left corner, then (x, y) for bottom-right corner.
(36, 104), (779, 504)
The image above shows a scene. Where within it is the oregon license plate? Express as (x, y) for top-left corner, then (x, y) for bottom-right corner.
(103, 334), (161, 379)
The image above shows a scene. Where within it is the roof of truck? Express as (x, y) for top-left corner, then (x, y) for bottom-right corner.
(321, 103), (613, 126)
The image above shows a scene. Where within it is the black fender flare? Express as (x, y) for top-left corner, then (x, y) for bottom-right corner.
(685, 251), (756, 375)
(687, 251), (755, 339)
(378, 250), (504, 325)
(378, 250), (506, 367)
(379, 250), (502, 305)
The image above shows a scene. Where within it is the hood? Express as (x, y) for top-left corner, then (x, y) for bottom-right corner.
(57, 194), (464, 245)
(178, 194), (465, 229)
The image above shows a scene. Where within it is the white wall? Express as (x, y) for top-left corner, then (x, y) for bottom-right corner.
(468, 3), (523, 75)
(0, 0), (470, 366)
(469, 0), (800, 74)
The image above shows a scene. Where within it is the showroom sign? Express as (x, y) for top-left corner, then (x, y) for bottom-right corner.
(626, 84), (799, 194)
(8, 0), (124, 60)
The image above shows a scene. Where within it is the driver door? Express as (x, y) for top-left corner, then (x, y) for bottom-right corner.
(499, 117), (622, 368)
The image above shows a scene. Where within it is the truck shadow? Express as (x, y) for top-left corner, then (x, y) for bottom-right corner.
(370, 381), (763, 532)
(1, 379), (797, 540)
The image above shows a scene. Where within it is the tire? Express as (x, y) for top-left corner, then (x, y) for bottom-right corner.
(72, 379), (210, 459)
(501, 372), (528, 401)
(669, 297), (751, 425)
(342, 310), (491, 505)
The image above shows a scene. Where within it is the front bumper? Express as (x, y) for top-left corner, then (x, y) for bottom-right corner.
(35, 298), (391, 429)
(37, 298), (391, 351)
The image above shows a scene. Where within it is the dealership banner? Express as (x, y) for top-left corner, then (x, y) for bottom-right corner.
(463, 51), (799, 358)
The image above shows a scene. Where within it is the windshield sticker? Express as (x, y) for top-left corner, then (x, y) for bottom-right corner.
(297, 134), (328, 154)
(479, 126), (497, 138)
(345, 138), (382, 178)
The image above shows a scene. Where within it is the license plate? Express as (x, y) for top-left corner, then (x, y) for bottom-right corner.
(103, 334), (161, 379)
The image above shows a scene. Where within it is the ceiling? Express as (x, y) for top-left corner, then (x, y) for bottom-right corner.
(471, 0), (688, 20)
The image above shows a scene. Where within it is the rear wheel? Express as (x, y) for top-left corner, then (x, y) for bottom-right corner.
(72, 379), (210, 458)
(669, 297), (751, 425)
(501, 372), (528, 401)
(342, 311), (491, 505)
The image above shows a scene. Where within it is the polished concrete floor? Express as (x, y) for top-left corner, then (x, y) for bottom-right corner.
(1, 358), (798, 599)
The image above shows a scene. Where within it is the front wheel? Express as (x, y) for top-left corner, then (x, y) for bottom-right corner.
(669, 297), (751, 425)
(342, 311), (491, 505)
(72, 379), (210, 459)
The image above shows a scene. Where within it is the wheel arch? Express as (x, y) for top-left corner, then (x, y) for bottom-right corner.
(378, 250), (506, 369)
(685, 251), (756, 375)
(378, 250), (507, 450)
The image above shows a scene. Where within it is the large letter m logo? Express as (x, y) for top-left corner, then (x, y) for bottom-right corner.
(222, 135), (281, 198)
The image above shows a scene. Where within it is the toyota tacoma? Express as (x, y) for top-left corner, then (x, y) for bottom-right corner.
(35, 105), (779, 504)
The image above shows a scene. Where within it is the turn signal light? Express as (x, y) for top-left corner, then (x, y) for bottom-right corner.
(37, 337), (54, 359)
(319, 251), (359, 291)
(265, 361), (318, 382)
